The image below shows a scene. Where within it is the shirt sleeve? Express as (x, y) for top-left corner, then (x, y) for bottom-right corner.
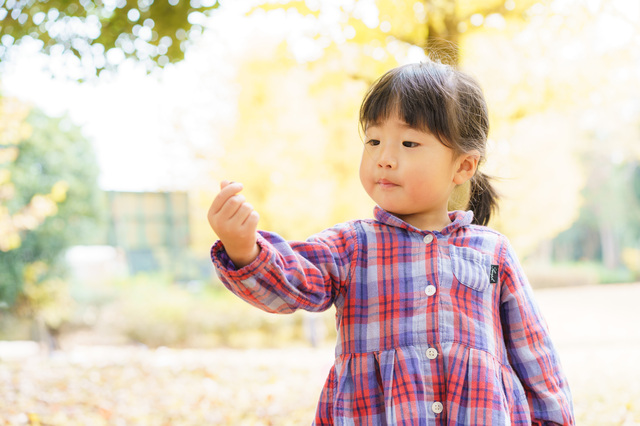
(210, 223), (357, 314)
(499, 237), (575, 425)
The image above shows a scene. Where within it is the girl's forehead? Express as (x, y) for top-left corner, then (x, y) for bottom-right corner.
(365, 115), (429, 134)
(366, 108), (407, 127)
(364, 103), (433, 132)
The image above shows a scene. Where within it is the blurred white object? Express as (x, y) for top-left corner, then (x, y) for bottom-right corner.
(0, 340), (40, 360)
(65, 245), (129, 285)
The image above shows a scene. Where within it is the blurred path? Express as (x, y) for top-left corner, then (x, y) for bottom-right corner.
(534, 283), (640, 425)
(535, 282), (640, 347)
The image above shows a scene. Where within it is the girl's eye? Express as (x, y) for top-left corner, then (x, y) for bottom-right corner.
(366, 139), (380, 146)
(403, 141), (419, 148)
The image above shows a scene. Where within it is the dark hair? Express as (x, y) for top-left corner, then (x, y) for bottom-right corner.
(359, 61), (498, 226)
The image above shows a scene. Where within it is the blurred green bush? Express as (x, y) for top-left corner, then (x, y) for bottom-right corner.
(96, 274), (336, 349)
(525, 261), (640, 288)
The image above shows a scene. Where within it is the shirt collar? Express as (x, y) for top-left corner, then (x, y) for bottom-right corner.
(373, 205), (474, 235)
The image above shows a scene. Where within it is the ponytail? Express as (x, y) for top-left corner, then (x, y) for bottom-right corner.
(467, 171), (499, 226)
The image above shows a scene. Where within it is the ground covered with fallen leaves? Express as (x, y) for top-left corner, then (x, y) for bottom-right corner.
(1, 345), (334, 425)
(1, 283), (640, 425)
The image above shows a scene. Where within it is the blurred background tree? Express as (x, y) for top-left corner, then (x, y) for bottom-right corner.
(0, 0), (221, 338)
(257, 0), (539, 67)
(0, 104), (103, 304)
(0, 0), (221, 74)
(463, 0), (640, 281)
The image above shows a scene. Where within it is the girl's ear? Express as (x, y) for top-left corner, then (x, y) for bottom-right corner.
(453, 152), (479, 185)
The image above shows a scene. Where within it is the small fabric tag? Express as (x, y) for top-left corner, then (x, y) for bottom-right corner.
(490, 265), (499, 284)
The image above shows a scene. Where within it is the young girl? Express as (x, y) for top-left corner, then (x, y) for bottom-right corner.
(208, 61), (574, 425)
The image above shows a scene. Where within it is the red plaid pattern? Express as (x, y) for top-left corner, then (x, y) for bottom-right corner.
(211, 207), (574, 425)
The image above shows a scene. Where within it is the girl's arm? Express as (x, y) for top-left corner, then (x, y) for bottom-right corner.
(499, 239), (575, 425)
(208, 180), (354, 313)
(211, 224), (356, 314)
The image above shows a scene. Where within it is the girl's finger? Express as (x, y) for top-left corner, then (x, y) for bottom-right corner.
(244, 210), (260, 230)
(234, 202), (256, 227)
(218, 194), (246, 220)
(220, 180), (234, 190)
(210, 182), (243, 215)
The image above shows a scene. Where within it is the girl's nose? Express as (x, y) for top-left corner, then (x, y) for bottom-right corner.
(377, 147), (397, 169)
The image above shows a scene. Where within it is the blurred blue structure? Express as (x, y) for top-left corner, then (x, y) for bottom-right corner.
(105, 191), (198, 280)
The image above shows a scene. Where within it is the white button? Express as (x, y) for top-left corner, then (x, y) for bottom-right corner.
(425, 285), (436, 296)
(423, 234), (434, 244)
(432, 401), (444, 414)
(426, 347), (438, 359)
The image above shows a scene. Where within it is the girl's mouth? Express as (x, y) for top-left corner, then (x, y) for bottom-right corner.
(377, 179), (399, 188)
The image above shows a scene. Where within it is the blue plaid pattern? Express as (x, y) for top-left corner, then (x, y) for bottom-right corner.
(211, 207), (574, 425)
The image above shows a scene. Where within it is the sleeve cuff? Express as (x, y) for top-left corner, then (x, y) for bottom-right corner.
(210, 233), (273, 279)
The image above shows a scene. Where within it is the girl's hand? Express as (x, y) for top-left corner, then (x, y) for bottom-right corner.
(208, 181), (260, 268)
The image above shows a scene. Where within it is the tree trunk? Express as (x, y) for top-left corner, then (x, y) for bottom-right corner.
(425, 0), (460, 65)
(598, 218), (620, 269)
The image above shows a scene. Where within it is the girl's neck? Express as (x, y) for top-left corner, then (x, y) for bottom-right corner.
(395, 210), (452, 232)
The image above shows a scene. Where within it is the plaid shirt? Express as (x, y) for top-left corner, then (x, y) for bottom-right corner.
(211, 207), (574, 425)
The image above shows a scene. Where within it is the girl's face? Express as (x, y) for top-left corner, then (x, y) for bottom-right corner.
(359, 114), (478, 231)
